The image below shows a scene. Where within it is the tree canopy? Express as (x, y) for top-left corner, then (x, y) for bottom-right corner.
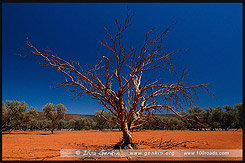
(42, 103), (67, 134)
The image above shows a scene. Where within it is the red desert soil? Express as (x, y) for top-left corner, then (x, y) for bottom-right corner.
(2, 130), (242, 161)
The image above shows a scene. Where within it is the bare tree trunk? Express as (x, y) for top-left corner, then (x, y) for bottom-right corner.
(51, 121), (54, 134)
(118, 122), (133, 149)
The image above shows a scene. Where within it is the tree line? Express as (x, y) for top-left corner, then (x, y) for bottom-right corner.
(2, 100), (243, 134)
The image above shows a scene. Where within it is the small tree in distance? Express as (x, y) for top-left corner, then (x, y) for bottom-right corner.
(94, 110), (113, 131)
(42, 103), (67, 134)
(234, 103), (243, 130)
(2, 100), (38, 133)
(22, 8), (212, 149)
(220, 105), (236, 131)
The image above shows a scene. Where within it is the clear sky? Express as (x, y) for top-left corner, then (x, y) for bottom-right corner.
(2, 3), (242, 114)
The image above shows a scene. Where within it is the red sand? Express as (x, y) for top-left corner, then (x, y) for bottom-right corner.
(2, 130), (243, 161)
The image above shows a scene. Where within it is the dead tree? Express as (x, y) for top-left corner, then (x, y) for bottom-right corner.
(22, 9), (212, 149)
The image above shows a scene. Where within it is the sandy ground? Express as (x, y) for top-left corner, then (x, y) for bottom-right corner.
(2, 130), (243, 161)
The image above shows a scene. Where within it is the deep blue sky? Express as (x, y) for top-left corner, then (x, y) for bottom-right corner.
(2, 3), (242, 114)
